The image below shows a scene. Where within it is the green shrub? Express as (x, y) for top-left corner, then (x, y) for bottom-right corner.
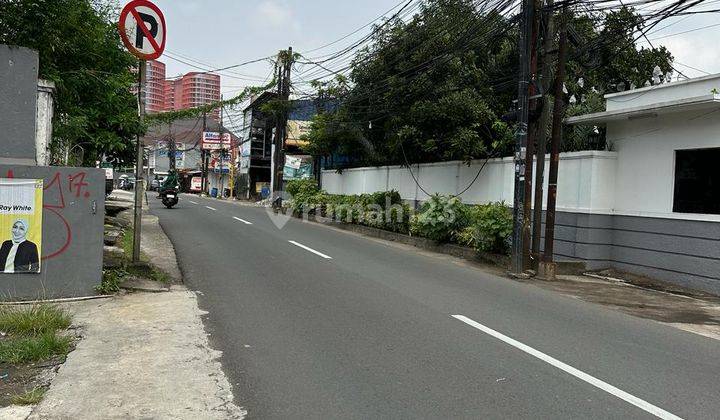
(286, 179), (319, 197)
(97, 268), (126, 294)
(368, 190), (402, 209)
(291, 190), (329, 215)
(470, 202), (513, 254)
(384, 203), (412, 234)
(453, 226), (477, 248)
(410, 195), (469, 242)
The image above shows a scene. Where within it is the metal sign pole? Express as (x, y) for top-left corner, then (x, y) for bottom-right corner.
(132, 59), (147, 263)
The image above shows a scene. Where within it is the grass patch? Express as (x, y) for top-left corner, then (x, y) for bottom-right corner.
(0, 305), (73, 365)
(0, 332), (72, 364)
(126, 264), (170, 284)
(11, 387), (46, 405)
(97, 268), (127, 294)
(0, 305), (71, 337)
(121, 228), (134, 258)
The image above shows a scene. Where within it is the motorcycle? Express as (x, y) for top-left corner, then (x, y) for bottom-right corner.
(159, 187), (179, 209)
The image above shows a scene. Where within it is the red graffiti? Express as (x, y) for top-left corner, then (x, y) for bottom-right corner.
(41, 171), (93, 260)
(43, 172), (66, 209)
(42, 208), (72, 261)
(68, 172), (90, 198)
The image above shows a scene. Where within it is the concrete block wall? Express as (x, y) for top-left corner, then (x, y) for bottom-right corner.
(0, 45), (38, 165)
(0, 165), (105, 300)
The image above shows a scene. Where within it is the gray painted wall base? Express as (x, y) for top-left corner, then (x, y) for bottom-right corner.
(539, 211), (720, 295)
(0, 165), (105, 300)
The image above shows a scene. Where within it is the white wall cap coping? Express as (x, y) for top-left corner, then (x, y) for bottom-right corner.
(565, 94), (720, 125)
(320, 151), (618, 173)
(37, 79), (56, 91)
(604, 73), (720, 99)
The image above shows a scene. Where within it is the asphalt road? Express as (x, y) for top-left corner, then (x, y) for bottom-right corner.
(151, 194), (720, 419)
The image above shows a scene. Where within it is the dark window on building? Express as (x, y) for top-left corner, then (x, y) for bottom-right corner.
(673, 148), (720, 214)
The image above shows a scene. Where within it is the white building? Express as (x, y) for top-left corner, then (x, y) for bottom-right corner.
(321, 74), (720, 294)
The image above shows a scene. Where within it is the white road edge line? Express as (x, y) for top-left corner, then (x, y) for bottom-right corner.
(205, 206), (217, 211)
(288, 241), (332, 259)
(233, 217), (253, 225)
(189, 200), (199, 204)
(451, 315), (683, 420)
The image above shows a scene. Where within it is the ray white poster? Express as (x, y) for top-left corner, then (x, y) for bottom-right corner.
(0, 179), (43, 274)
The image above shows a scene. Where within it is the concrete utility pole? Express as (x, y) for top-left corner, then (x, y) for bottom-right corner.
(511, 0), (535, 274)
(201, 112), (207, 194)
(540, 5), (570, 280)
(273, 47), (293, 197)
(522, 1), (541, 271)
(168, 122), (176, 172)
(219, 97), (225, 198)
(132, 60), (147, 263)
(532, 0), (557, 268)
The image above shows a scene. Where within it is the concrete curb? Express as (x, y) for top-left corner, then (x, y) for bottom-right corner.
(139, 213), (183, 283)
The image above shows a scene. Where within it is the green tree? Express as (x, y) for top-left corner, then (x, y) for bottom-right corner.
(342, 0), (516, 164)
(0, 0), (142, 166)
(304, 2), (674, 164)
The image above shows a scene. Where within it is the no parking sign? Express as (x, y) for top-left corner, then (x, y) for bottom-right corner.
(118, 0), (166, 60)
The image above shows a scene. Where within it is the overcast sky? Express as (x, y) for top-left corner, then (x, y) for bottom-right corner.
(145, 0), (720, 99)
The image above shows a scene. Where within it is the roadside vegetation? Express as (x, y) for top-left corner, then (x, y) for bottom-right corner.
(285, 179), (512, 255)
(0, 305), (72, 365)
(11, 387), (46, 405)
(0, 305), (74, 407)
(98, 228), (171, 295)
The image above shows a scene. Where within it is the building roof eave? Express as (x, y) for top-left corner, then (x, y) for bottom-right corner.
(565, 94), (720, 126)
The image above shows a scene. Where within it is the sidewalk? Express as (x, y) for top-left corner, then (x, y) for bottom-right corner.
(6, 190), (245, 419)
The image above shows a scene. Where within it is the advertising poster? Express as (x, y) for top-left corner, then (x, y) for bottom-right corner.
(190, 177), (202, 192)
(0, 179), (43, 274)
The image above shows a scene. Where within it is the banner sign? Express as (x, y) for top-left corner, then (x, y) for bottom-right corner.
(0, 179), (43, 274)
(202, 132), (231, 150)
(190, 177), (202, 192)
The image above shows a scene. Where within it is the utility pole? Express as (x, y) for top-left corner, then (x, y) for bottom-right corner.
(540, 5), (569, 280)
(201, 112), (207, 195)
(168, 122), (176, 172)
(522, 0), (541, 271)
(511, 0), (535, 275)
(273, 47), (293, 197)
(132, 60), (147, 264)
(219, 97), (225, 199)
(532, 0), (556, 268)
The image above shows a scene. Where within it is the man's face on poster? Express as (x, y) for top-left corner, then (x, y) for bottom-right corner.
(12, 221), (27, 242)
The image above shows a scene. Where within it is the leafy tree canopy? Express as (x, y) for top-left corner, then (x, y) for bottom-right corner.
(304, 0), (673, 166)
(0, 0), (142, 166)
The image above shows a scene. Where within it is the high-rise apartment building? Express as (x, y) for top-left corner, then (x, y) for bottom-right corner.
(145, 60), (166, 114)
(131, 60), (166, 114)
(136, 60), (222, 120)
(165, 72), (221, 120)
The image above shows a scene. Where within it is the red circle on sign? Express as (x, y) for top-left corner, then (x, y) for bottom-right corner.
(118, 0), (166, 60)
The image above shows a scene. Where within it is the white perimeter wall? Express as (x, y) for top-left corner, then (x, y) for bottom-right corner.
(321, 151), (617, 213)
